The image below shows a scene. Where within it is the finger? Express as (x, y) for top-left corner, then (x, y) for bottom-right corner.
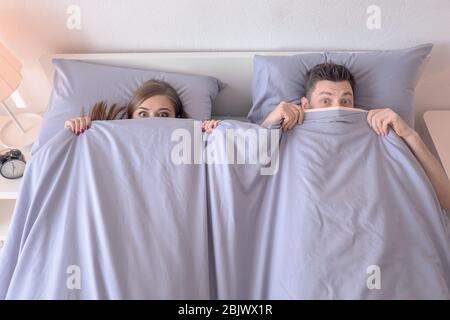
(380, 112), (392, 135)
(74, 119), (81, 135)
(381, 119), (389, 136)
(370, 112), (381, 135)
(85, 117), (92, 129)
(298, 109), (305, 124)
(284, 119), (293, 130)
(369, 113), (377, 133)
(287, 117), (297, 130)
(80, 117), (87, 133)
(287, 116), (297, 130)
(67, 120), (76, 133)
(371, 114), (381, 135)
(288, 120), (297, 130)
(293, 109), (300, 125)
(373, 114), (382, 135)
(77, 118), (84, 134)
(367, 111), (374, 126)
(282, 120), (291, 131)
(208, 121), (218, 133)
(375, 117), (384, 136)
(367, 109), (380, 127)
(204, 122), (210, 131)
(281, 116), (291, 131)
(288, 109), (299, 125)
(370, 109), (384, 123)
(388, 114), (400, 134)
(285, 113), (296, 130)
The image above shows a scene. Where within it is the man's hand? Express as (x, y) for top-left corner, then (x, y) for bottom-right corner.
(261, 101), (305, 131)
(367, 108), (415, 138)
(367, 108), (450, 210)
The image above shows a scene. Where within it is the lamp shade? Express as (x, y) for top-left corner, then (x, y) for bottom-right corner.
(0, 41), (22, 102)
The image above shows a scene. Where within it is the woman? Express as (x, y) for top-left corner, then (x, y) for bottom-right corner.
(64, 79), (220, 135)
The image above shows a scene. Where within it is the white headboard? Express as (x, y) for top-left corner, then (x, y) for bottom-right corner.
(40, 51), (312, 118)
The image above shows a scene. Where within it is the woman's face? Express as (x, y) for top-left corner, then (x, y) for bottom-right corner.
(131, 95), (177, 119)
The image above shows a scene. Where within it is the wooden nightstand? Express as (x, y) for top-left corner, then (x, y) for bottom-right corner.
(424, 111), (450, 179)
(0, 115), (33, 252)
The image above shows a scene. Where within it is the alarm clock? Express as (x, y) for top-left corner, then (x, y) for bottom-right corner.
(0, 149), (26, 179)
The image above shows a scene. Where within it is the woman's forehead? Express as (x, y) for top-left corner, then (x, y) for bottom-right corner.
(138, 95), (174, 109)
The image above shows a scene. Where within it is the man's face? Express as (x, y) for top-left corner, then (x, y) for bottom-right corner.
(301, 80), (354, 109)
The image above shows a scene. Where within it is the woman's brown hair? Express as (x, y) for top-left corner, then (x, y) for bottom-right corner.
(89, 80), (187, 121)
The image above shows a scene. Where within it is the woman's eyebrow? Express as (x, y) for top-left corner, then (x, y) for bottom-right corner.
(138, 106), (172, 112)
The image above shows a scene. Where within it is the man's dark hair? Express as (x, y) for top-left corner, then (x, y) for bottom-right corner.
(304, 63), (355, 99)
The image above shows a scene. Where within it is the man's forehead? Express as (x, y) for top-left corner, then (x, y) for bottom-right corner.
(313, 80), (353, 94)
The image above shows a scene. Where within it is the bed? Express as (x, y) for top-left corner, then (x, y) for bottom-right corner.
(0, 51), (449, 299)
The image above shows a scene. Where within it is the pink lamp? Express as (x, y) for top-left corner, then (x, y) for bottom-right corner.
(0, 41), (42, 148)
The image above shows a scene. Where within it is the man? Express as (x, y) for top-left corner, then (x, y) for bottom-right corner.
(261, 63), (450, 210)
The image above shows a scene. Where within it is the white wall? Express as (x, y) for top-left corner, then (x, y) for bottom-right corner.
(1, 0), (450, 137)
(0, 200), (15, 254)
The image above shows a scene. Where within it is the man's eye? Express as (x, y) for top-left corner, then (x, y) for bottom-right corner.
(322, 99), (329, 104)
(159, 112), (169, 117)
(138, 111), (148, 118)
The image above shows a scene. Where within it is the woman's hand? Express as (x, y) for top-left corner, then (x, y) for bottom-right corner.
(64, 117), (92, 136)
(261, 101), (305, 131)
(202, 120), (221, 133)
(367, 108), (415, 138)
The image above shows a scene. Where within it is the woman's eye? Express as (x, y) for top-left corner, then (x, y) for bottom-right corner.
(138, 111), (148, 118)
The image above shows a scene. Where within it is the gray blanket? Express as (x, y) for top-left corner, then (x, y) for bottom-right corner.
(0, 118), (210, 299)
(207, 109), (450, 299)
(1, 109), (449, 299)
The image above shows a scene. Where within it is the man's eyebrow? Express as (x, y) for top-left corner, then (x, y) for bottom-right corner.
(318, 91), (333, 96)
(342, 91), (353, 97)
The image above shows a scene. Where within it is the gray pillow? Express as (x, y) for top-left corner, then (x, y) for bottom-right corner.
(32, 59), (225, 154)
(248, 44), (433, 126)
